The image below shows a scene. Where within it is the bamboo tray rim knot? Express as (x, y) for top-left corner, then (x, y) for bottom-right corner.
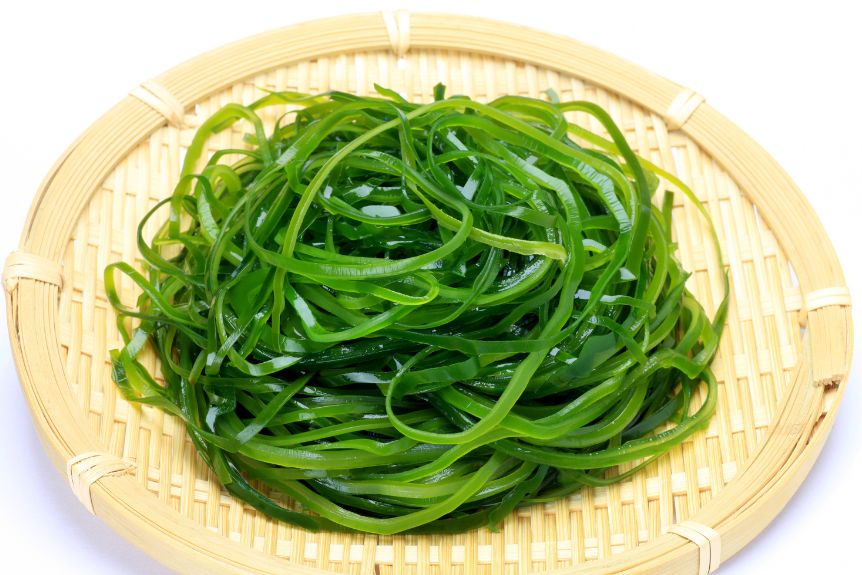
(3, 250), (64, 292)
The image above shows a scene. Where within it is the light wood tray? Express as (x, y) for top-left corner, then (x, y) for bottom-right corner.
(4, 12), (853, 575)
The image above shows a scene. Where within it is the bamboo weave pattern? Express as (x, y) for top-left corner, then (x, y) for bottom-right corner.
(55, 48), (811, 574)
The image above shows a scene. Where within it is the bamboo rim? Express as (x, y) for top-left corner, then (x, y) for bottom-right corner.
(4, 12), (852, 575)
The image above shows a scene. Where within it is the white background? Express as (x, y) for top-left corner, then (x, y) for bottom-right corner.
(1, 1), (860, 573)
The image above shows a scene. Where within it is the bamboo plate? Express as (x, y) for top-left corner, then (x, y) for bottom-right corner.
(3, 12), (853, 575)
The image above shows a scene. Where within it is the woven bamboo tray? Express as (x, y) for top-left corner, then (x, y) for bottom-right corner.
(3, 12), (853, 575)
